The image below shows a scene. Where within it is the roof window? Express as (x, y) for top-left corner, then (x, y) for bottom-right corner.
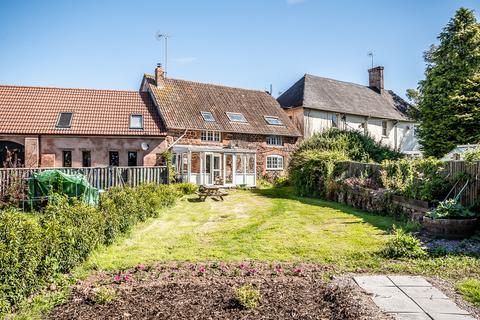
(56, 112), (73, 128)
(201, 111), (215, 122)
(264, 116), (283, 125)
(130, 114), (144, 129)
(226, 112), (247, 123)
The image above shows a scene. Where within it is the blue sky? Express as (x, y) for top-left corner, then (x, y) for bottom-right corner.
(0, 0), (478, 98)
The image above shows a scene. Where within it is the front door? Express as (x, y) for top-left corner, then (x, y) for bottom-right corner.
(204, 153), (223, 185)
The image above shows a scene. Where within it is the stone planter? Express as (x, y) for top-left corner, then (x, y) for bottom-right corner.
(422, 216), (478, 239)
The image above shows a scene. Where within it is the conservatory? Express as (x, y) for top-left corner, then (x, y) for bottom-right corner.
(171, 145), (257, 187)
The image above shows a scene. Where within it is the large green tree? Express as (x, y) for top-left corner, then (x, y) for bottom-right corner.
(414, 7), (480, 157)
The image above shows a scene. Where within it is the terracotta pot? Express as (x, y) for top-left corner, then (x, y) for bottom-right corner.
(422, 216), (478, 239)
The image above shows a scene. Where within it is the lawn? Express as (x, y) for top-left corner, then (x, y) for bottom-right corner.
(83, 188), (480, 281)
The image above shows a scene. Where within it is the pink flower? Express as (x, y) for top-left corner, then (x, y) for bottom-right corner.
(275, 265), (283, 273)
(136, 264), (146, 271)
(248, 268), (257, 275)
(198, 266), (206, 273)
(114, 275), (122, 282)
(293, 267), (303, 274)
(239, 262), (247, 270)
(124, 275), (130, 281)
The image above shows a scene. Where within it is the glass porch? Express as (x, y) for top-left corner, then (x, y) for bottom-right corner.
(172, 145), (256, 187)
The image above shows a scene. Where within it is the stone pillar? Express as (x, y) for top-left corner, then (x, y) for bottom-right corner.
(24, 137), (39, 168)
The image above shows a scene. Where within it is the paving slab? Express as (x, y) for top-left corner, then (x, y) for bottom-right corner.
(389, 275), (432, 287)
(412, 297), (471, 315)
(400, 286), (449, 299)
(429, 313), (476, 320)
(389, 313), (432, 320)
(370, 287), (424, 313)
(354, 275), (395, 292)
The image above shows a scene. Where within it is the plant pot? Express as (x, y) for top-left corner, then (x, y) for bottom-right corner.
(422, 216), (478, 239)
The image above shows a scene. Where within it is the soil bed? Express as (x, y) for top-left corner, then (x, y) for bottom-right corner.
(49, 262), (388, 320)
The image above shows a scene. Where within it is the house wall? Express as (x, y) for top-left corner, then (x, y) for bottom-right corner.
(301, 108), (419, 153)
(0, 135), (167, 168)
(167, 129), (298, 178)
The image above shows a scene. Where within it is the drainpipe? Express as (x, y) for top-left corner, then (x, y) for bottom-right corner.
(393, 121), (398, 150)
(38, 134), (42, 167)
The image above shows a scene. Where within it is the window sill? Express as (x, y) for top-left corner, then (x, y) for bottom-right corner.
(266, 168), (284, 171)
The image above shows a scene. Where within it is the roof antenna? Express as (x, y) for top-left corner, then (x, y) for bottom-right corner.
(155, 32), (170, 77)
(367, 51), (374, 68)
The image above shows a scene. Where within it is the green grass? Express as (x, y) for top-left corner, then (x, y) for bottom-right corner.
(457, 279), (480, 307)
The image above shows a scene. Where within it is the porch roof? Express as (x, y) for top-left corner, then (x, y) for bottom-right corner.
(172, 144), (256, 154)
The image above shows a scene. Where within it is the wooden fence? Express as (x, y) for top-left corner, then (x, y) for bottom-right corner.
(0, 166), (169, 195)
(335, 160), (479, 207)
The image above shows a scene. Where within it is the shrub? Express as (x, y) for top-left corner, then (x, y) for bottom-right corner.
(289, 150), (348, 196)
(456, 279), (480, 307)
(234, 284), (261, 310)
(91, 287), (117, 305)
(464, 149), (480, 162)
(172, 183), (198, 195)
(296, 128), (402, 163)
(381, 158), (449, 203)
(426, 199), (476, 219)
(382, 226), (426, 259)
(273, 176), (290, 187)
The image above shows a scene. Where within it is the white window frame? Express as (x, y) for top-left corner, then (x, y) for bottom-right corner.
(226, 112), (247, 123)
(201, 130), (221, 142)
(382, 120), (388, 136)
(266, 155), (284, 171)
(200, 111), (215, 122)
(266, 135), (283, 146)
(264, 116), (283, 125)
(129, 114), (144, 129)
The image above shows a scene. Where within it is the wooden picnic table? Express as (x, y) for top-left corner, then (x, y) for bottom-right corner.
(196, 185), (228, 201)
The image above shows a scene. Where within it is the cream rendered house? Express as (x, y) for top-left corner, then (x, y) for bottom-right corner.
(278, 67), (421, 155)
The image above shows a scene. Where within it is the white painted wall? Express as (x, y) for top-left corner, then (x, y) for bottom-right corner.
(303, 109), (421, 154)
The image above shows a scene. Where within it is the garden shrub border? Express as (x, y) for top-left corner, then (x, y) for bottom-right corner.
(0, 182), (196, 316)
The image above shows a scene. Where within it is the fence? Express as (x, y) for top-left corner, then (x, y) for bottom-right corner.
(0, 166), (169, 195)
(334, 160), (479, 207)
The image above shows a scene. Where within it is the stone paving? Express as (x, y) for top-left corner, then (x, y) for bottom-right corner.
(354, 275), (476, 320)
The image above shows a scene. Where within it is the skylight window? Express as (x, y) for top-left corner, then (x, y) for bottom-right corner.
(56, 112), (73, 128)
(129, 114), (144, 129)
(226, 112), (247, 123)
(201, 111), (215, 122)
(264, 116), (283, 126)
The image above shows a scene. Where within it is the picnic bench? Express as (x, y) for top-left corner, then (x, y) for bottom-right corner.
(195, 185), (228, 201)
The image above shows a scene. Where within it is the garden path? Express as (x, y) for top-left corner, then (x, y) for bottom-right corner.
(354, 275), (475, 320)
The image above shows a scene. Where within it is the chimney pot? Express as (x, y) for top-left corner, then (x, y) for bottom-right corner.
(368, 66), (384, 93)
(155, 64), (165, 87)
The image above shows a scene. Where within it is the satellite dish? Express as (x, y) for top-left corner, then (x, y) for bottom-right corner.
(155, 31), (163, 41)
(141, 142), (149, 151)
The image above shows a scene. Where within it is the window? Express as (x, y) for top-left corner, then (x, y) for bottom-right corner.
(62, 150), (72, 167)
(266, 135), (283, 146)
(128, 151), (138, 166)
(109, 151), (119, 166)
(129, 114), (143, 129)
(264, 116), (283, 125)
(266, 155), (283, 170)
(382, 120), (388, 136)
(331, 114), (338, 128)
(82, 151), (91, 167)
(226, 112), (247, 123)
(56, 112), (73, 128)
(201, 130), (221, 142)
(200, 111), (215, 122)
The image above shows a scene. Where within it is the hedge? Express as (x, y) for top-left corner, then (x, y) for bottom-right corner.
(0, 182), (196, 315)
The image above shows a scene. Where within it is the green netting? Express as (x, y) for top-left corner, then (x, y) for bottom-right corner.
(28, 170), (99, 206)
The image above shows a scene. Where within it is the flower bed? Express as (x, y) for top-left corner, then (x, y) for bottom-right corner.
(422, 216), (478, 239)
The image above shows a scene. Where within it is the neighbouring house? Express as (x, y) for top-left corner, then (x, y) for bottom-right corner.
(0, 65), (300, 187)
(277, 66), (421, 156)
(140, 65), (301, 186)
(442, 144), (480, 161)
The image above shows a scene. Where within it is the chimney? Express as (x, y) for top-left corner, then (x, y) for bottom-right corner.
(368, 66), (384, 93)
(155, 63), (165, 87)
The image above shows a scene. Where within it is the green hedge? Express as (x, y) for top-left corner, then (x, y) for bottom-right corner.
(0, 183), (196, 315)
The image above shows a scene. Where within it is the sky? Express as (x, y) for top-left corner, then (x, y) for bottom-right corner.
(0, 0), (479, 99)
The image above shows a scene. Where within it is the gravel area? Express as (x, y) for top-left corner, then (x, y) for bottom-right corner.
(413, 231), (480, 256)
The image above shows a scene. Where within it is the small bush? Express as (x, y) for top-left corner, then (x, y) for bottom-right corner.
(172, 183), (198, 195)
(91, 287), (117, 305)
(234, 284), (261, 310)
(464, 149), (480, 162)
(426, 199), (476, 219)
(457, 279), (480, 307)
(382, 226), (426, 259)
(273, 176), (290, 187)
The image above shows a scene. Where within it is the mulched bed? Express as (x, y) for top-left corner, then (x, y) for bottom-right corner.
(48, 262), (389, 320)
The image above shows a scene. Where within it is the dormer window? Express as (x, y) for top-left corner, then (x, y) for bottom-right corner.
(130, 114), (144, 129)
(264, 116), (283, 125)
(201, 111), (215, 122)
(56, 112), (73, 128)
(226, 112), (247, 123)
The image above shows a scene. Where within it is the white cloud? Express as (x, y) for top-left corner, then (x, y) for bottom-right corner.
(172, 57), (197, 65)
(286, 0), (306, 5)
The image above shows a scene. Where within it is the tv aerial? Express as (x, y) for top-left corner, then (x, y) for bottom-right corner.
(367, 51), (374, 68)
(155, 32), (170, 77)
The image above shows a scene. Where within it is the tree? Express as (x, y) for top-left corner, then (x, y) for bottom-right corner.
(414, 8), (480, 158)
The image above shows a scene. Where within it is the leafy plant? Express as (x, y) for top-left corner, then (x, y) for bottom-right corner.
(426, 199), (476, 219)
(464, 148), (480, 162)
(381, 226), (426, 259)
(91, 287), (117, 305)
(456, 278), (480, 307)
(234, 284), (261, 310)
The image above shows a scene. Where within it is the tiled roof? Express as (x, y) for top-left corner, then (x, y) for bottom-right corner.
(277, 74), (412, 121)
(0, 85), (166, 136)
(144, 74), (301, 137)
